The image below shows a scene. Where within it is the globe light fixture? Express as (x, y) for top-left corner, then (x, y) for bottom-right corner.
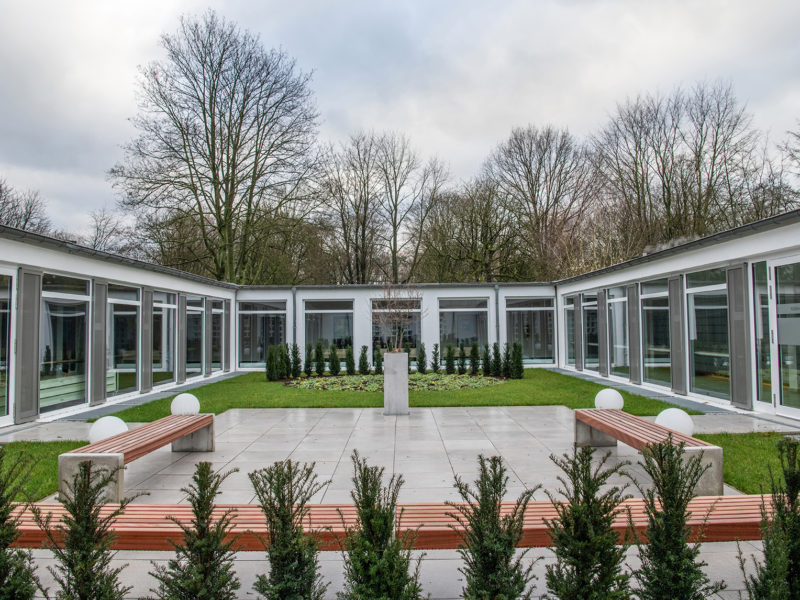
(655, 408), (694, 436)
(594, 388), (624, 410)
(171, 392), (200, 415)
(89, 416), (128, 444)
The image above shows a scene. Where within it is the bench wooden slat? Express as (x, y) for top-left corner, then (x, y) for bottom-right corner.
(12, 495), (766, 552)
(575, 409), (712, 450)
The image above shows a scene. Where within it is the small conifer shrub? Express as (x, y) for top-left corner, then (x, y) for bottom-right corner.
(250, 460), (329, 600)
(339, 451), (424, 600)
(374, 349), (384, 375)
(631, 437), (725, 599)
(315, 342), (326, 377)
(448, 455), (539, 599)
(304, 345), (313, 377)
(329, 344), (341, 376)
(444, 344), (456, 375)
(457, 343), (467, 375)
(511, 342), (524, 379)
(482, 344), (491, 376)
(358, 346), (370, 375)
(491, 343), (502, 377)
(32, 462), (134, 600)
(417, 343), (427, 375)
(430, 343), (440, 374)
(545, 447), (631, 599)
(291, 343), (302, 378)
(148, 462), (241, 600)
(280, 344), (291, 379)
(502, 343), (511, 378)
(469, 342), (480, 375)
(266, 345), (279, 381)
(0, 447), (38, 600)
(345, 346), (356, 376)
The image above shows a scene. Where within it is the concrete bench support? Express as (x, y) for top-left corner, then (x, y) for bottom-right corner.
(575, 418), (618, 447)
(686, 445), (724, 497)
(171, 421), (215, 452)
(58, 452), (125, 503)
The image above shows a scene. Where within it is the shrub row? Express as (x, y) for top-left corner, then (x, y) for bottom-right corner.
(266, 341), (526, 380)
(6, 436), (798, 598)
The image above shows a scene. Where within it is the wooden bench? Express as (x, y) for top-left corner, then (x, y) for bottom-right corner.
(12, 495), (766, 551)
(574, 408), (723, 496)
(58, 414), (215, 503)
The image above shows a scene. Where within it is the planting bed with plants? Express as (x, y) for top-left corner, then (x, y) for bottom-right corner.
(285, 372), (506, 392)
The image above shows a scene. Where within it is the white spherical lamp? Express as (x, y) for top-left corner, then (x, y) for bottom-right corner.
(171, 393), (200, 415)
(89, 416), (128, 444)
(594, 388), (624, 410)
(655, 408), (694, 437)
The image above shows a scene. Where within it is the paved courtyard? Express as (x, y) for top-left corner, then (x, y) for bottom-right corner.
(2, 406), (798, 598)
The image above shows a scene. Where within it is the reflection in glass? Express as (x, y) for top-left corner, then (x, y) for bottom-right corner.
(39, 299), (88, 411)
(107, 304), (138, 396)
(439, 311), (487, 349)
(152, 306), (175, 385)
(753, 262), (772, 404)
(239, 313), (285, 367)
(688, 291), (730, 399)
(506, 310), (554, 363)
(777, 263), (800, 409)
(583, 307), (599, 371)
(212, 312), (223, 371)
(565, 306), (575, 366)
(642, 297), (670, 386)
(0, 276), (10, 417)
(608, 300), (629, 377)
(305, 313), (353, 360)
(186, 311), (203, 377)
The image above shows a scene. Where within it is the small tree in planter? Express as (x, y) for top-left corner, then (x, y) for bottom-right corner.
(0, 447), (39, 600)
(447, 455), (539, 599)
(631, 437), (725, 599)
(358, 346), (370, 375)
(445, 344), (456, 374)
(491, 343), (502, 377)
(545, 447), (631, 599)
(345, 346), (356, 376)
(511, 342), (524, 379)
(148, 463), (240, 600)
(469, 342), (480, 375)
(457, 343), (467, 375)
(329, 344), (341, 376)
(291, 343), (302, 378)
(32, 462), (135, 600)
(249, 460), (329, 600)
(417, 343), (427, 375)
(374, 350), (384, 375)
(314, 342), (326, 377)
(304, 346), (313, 377)
(502, 343), (511, 378)
(431, 344), (440, 374)
(339, 451), (424, 600)
(482, 344), (491, 376)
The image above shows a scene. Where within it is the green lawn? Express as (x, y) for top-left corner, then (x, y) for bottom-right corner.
(107, 369), (696, 422)
(695, 432), (788, 495)
(1, 440), (87, 501)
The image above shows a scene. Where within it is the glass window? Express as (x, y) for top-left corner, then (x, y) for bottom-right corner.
(186, 310), (203, 378)
(583, 304), (599, 371)
(607, 287), (626, 300)
(507, 309), (554, 363)
(211, 300), (224, 311)
(107, 284), (139, 302)
(187, 295), (204, 308)
(211, 311), (223, 371)
(439, 298), (488, 309)
(371, 298), (421, 311)
(506, 298), (554, 308)
(42, 274), (89, 296)
(642, 296), (670, 386)
(565, 296), (575, 306)
(688, 290), (730, 399)
(153, 291), (177, 305)
(439, 311), (487, 349)
(107, 303), (138, 397)
(239, 301), (286, 312)
(687, 268), (727, 288)
(39, 299), (88, 411)
(582, 293), (598, 304)
(0, 276), (10, 418)
(641, 279), (668, 295)
(305, 300), (353, 311)
(776, 263), (800, 409)
(239, 312), (286, 368)
(153, 305), (176, 385)
(753, 262), (771, 404)
(608, 299), (629, 377)
(372, 313), (421, 360)
(565, 305), (575, 366)
(305, 313), (353, 359)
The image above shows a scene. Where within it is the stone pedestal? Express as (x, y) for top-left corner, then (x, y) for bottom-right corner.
(384, 352), (409, 415)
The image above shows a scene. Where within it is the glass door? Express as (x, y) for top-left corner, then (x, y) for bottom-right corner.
(0, 271), (13, 425)
(772, 258), (800, 415)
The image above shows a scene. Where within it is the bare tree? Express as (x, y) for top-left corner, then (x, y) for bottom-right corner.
(485, 125), (595, 281)
(110, 10), (318, 284)
(0, 179), (51, 233)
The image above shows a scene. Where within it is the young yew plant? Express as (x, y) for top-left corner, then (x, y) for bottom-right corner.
(457, 343), (467, 375)
(447, 455), (539, 600)
(416, 343), (427, 375)
(632, 438), (724, 600)
(250, 460), (329, 600)
(280, 344), (291, 379)
(304, 345), (314, 377)
(374, 349), (384, 375)
(328, 344), (341, 376)
(469, 342), (480, 376)
(0, 447), (39, 600)
(482, 344), (491, 376)
(491, 343), (502, 377)
(291, 343), (302, 378)
(32, 461), (134, 600)
(545, 447), (631, 600)
(339, 450), (424, 600)
(345, 345), (356, 376)
(430, 343), (440, 374)
(358, 346), (370, 375)
(148, 462), (241, 600)
(444, 344), (455, 375)
(315, 342), (326, 376)
(511, 342), (524, 379)
(502, 343), (511, 378)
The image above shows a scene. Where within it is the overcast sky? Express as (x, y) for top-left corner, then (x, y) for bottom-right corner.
(0, 0), (798, 233)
